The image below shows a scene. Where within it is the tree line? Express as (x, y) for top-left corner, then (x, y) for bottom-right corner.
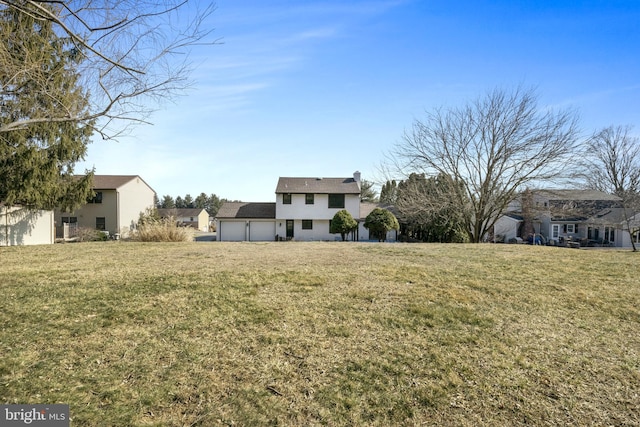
(155, 193), (229, 217)
(1, 1), (637, 249)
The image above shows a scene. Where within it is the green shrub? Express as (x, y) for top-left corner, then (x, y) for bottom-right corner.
(330, 209), (358, 241)
(364, 207), (399, 241)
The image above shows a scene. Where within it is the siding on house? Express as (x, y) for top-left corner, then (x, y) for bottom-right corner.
(493, 214), (523, 243)
(54, 175), (156, 237)
(1, 206), (54, 246)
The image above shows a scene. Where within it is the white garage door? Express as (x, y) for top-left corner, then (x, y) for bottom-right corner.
(249, 221), (276, 241)
(219, 221), (246, 241)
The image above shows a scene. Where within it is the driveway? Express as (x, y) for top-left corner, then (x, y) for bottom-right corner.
(194, 232), (216, 242)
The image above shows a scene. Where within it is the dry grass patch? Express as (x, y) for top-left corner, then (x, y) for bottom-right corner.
(1, 242), (639, 426)
(131, 217), (195, 242)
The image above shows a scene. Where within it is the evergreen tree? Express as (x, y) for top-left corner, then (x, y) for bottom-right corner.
(183, 194), (194, 208)
(207, 194), (223, 216)
(395, 173), (467, 242)
(160, 195), (176, 209)
(360, 179), (379, 202)
(330, 210), (358, 241)
(364, 208), (399, 242)
(194, 193), (208, 209)
(0, 4), (94, 211)
(380, 180), (398, 204)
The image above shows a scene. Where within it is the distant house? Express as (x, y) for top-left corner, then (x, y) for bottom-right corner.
(494, 189), (639, 247)
(216, 172), (397, 242)
(1, 205), (55, 246)
(157, 208), (209, 231)
(54, 175), (156, 238)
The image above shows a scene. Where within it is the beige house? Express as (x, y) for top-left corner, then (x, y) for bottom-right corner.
(55, 175), (156, 238)
(157, 208), (210, 231)
(1, 205), (55, 246)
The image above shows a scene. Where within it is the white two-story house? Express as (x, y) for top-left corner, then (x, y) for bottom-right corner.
(217, 171), (394, 241)
(274, 173), (362, 240)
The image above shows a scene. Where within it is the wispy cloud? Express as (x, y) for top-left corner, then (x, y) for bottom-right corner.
(188, 0), (411, 116)
(287, 27), (339, 42)
(549, 84), (640, 110)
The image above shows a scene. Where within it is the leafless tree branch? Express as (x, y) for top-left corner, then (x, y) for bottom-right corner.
(386, 87), (580, 242)
(0, 0), (218, 139)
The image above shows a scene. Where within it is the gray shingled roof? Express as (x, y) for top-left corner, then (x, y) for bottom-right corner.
(359, 202), (398, 220)
(217, 202), (276, 219)
(535, 189), (621, 201)
(81, 175), (154, 192)
(276, 177), (361, 194)
(589, 208), (635, 225)
(91, 175), (138, 189)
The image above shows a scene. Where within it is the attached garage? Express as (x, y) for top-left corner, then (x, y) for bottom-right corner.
(216, 202), (276, 242)
(218, 220), (247, 241)
(248, 221), (276, 241)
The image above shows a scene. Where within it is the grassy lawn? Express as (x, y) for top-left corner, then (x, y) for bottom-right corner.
(1, 242), (639, 426)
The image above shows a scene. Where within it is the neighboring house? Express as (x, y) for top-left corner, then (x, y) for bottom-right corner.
(1, 205), (55, 246)
(54, 175), (156, 238)
(494, 189), (639, 247)
(493, 213), (525, 243)
(157, 208), (209, 231)
(216, 171), (398, 242)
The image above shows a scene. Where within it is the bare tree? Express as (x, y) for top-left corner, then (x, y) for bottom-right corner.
(0, 0), (216, 139)
(387, 87), (580, 243)
(582, 125), (640, 251)
(582, 126), (640, 194)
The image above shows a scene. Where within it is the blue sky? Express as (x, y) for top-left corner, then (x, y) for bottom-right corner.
(77, 0), (640, 202)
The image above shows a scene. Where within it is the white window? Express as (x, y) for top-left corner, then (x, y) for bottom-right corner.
(566, 224), (575, 233)
(552, 224), (560, 239)
(605, 227), (615, 242)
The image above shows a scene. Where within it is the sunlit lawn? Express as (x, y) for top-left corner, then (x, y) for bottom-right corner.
(1, 242), (638, 426)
